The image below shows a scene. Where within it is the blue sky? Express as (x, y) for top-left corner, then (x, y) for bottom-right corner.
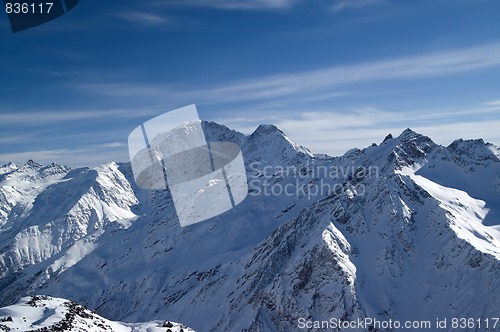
(1, 0), (500, 167)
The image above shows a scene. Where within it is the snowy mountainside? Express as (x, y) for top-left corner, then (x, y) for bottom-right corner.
(0, 295), (194, 331)
(0, 161), (139, 303)
(0, 122), (499, 331)
(209, 130), (500, 331)
(0, 161), (69, 227)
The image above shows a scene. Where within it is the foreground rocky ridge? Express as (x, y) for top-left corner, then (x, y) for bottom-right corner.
(0, 295), (194, 332)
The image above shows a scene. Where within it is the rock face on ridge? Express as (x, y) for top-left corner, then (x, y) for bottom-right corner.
(0, 295), (195, 331)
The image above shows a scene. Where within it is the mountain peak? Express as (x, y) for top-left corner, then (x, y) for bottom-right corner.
(447, 138), (500, 164)
(247, 124), (313, 160)
(23, 159), (42, 168)
(397, 128), (424, 142)
(382, 133), (393, 143)
(448, 138), (484, 148)
(0, 162), (17, 175)
(252, 124), (284, 136)
(393, 128), (435, 146)
(386, 129), (437, 168)
(201, 121), (246, 145)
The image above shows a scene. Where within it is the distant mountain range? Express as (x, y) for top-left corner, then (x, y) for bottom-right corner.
(1, 122), (499, 331)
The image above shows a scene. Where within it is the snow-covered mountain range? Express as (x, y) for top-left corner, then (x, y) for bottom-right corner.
(0, 122), (499, 331)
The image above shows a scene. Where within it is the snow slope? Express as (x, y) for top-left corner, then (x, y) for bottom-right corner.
(0, 123), (499, 331)
(0, 295), (194, 331)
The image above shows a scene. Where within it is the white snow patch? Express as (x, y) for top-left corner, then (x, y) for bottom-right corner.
(400, 167), (500, 259)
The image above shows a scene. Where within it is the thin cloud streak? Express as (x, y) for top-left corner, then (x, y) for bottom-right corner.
(483, 99), (500, 106)
(331, 0), (383, 13)
(115, 11), (169, 26)
(76, 42), (500, 105)
(151, 0), (296, 10)
(0, 106), (173, 125)
(190, 42), (500, 104)
(0, 110), (123, 125)
(151, 0), (383, 11)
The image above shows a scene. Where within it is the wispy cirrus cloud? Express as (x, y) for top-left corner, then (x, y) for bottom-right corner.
(0, 105), (173, 126)
(115, 11), (170, 26)
(151, 0), (297, 10)
(150, 0), (385, 11)
(331, 0), (384, 13)
(483, 99), (500, 106)
(75, 42), (500, 105)
(196, 42), (500, 103)
(39, 42), (500, 164)
(0, 109), (127, 125)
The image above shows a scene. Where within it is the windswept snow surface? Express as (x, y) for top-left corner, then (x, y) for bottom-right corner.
(402, 170), (500, 259)
(0, 123), (499, 331)
(0, 295), (195, 331)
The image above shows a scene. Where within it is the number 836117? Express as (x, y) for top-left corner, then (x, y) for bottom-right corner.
(6, 2), (53, 14)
